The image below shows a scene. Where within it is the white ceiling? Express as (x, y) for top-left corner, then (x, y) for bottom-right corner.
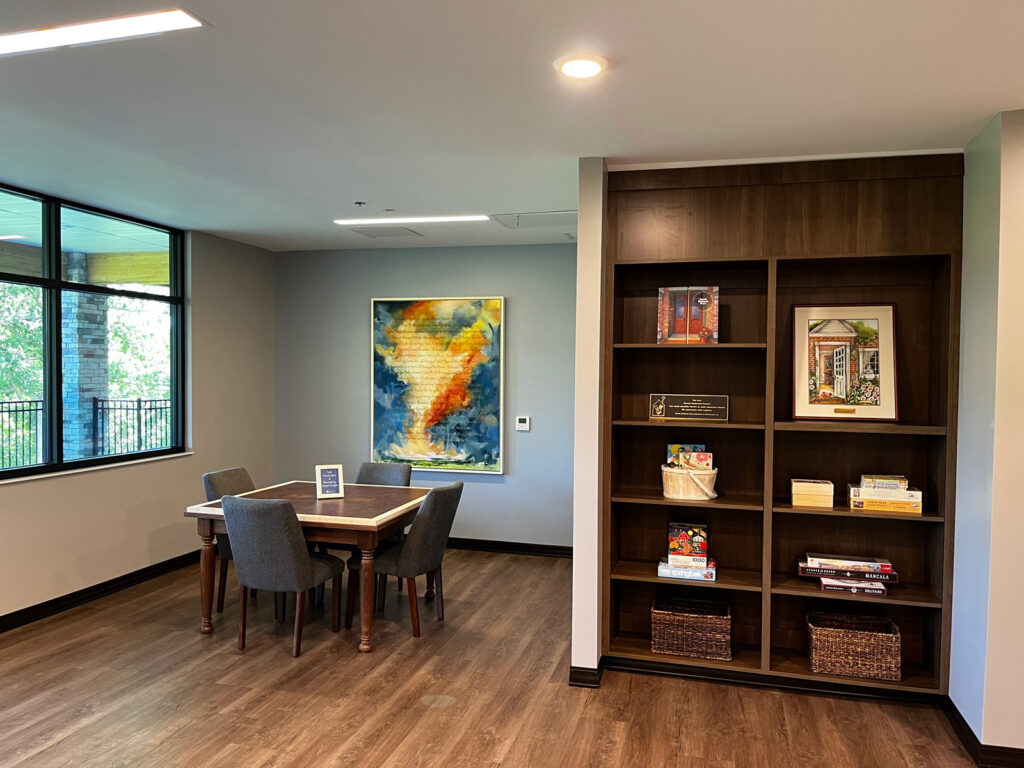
(0, 1), (1022, 253)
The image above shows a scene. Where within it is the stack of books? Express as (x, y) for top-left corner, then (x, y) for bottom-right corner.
(658, 522), (716, 581)
(798, 552), (899, 596)
(848, 474), (922, 514)
(791, 479), (834, 508)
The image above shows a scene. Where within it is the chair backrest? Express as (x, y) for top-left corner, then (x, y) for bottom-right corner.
(355, 461), (412, 487)
(221, 496), (313, 593)
(203, 467), (255, 502)
(396, 482), (463, 576)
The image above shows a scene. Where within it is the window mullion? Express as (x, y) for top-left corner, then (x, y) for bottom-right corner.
(44, 200), (63, 466)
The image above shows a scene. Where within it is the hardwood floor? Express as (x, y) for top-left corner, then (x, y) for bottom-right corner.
(0, 550), (970, 767)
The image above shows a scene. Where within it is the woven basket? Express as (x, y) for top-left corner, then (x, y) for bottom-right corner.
(807, 612), (901, 681)
(651, 595), (731, 661)
(662, 466), (718, 500)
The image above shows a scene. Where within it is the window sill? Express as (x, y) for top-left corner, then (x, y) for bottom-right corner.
(0, 450), (195, 486)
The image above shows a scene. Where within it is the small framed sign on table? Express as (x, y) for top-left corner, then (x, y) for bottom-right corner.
(315, 464), (345, 499)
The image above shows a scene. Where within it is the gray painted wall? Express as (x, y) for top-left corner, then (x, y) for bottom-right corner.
(951, 115), (1000, 738)
(274, 244), (576, 546)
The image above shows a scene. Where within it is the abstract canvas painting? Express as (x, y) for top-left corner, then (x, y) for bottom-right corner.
(371, 297), (503, 473)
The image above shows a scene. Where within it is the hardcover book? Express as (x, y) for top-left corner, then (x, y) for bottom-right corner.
(820, 577), (888, 596)
(805, 553), (893, 573)
(798, 562), (899, 583)
(849, 484), (923, 502)
(850, 498), (922, 514)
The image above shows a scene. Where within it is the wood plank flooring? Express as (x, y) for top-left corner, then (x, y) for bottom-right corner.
(0, 550), (971, 767)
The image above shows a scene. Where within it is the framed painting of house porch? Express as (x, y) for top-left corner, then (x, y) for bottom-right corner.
(792, 304), (897, 421)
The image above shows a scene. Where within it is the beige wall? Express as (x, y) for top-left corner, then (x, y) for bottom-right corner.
(0, 232), (275, 616)
(982, 109), (1024, 747)
(571, 157), (606, 670)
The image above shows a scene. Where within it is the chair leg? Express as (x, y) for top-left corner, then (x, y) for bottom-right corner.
(345, 568), (358, 629)
(216, 557), (229, 613)
(293, 591), (306, 657)
(435, 565), (444, 621)
(237, 586), (248, 650)
(376, 574), (387, 613)
(315, 581), (326, 605)
(397, 577), (403, 592)
(425, 570), (435, 601)
(407, 578), (420, 637)
(331, 574), (342, 632)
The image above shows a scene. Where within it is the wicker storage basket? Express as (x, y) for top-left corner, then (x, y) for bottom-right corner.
(651, 595), (732, 661)
(807, 612), (901, 681)
(662, 466), (718, 500)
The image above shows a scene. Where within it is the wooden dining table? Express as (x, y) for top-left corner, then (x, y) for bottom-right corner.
(185, 480), (429, 653)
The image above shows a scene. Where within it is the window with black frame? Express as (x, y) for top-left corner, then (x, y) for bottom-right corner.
(0, 186), (184, 477)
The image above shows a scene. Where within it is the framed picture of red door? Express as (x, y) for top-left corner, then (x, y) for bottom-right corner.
(792, 304), (897, 421)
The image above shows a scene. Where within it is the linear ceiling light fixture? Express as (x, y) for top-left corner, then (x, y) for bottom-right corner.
(333, 215), (490, 226)
(554, 54), (609, 79)
(0, 235), (26, 240)
(0, 9), (202, 57)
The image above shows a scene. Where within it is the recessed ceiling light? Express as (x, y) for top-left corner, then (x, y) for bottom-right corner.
(554, 55), (609, 79)
(0, 235), (26, 240)
(0, 9), (202, 57)
(333, 215), (490, 226)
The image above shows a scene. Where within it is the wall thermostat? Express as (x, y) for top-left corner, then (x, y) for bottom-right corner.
(515, 416), (531, 432)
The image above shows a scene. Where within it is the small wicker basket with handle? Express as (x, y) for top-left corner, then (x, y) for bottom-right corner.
(662, 466), (718, 500)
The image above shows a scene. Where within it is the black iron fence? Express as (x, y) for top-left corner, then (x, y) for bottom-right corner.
(0, 399), (44, 469)
(0, 397), (173, 470)
(94, 397), (173, 456)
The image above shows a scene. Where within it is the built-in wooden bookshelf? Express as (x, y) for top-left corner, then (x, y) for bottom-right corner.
(601, 155), (962, 695)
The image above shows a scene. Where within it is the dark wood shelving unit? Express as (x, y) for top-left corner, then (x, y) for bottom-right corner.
(600, 155), (962, 695)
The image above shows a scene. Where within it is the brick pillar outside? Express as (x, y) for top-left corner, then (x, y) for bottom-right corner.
(62, 253), (109, 459)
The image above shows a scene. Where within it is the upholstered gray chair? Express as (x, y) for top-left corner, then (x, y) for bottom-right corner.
(344, 482), (463, 637)
(202, 467), (256, 612)
(354, 461), (412, 486)
(222, 495), (347, 656)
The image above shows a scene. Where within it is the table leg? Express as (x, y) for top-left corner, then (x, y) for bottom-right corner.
(359, 547), (375, 653)
(199, 520), (216, 634)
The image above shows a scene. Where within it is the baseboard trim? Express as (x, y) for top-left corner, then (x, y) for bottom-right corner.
(447, 537), (572, 559)
(569, 665), (603, 688)
(600, 654), (941, 704)
(0, 550), (201, 635)
(942, 697), (1024, 767)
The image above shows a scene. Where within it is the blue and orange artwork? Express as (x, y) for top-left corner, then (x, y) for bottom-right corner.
(372, 297), (503, 473)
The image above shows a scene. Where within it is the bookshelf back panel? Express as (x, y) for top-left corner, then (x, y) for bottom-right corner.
(614, 348), (766, 423)
(614, 261), (767, 345)
(772, 514), (943, 594)
(614, 580), (763, 648)
(607, 174), (962, 264)
(772, 431), (946, 516)
(613, 427), (764, 497)
(614, 503), (763, 572)
(774, 254), (952, 426)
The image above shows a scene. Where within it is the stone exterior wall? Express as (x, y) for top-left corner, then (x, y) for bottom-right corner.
(61, 253), (108, 460)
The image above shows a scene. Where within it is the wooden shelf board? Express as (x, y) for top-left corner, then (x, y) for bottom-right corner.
(772, 502), (943, 523)
(612, 487), (763, 511)
(611, 560), (761, 592)
(770, 651), (939, 693)
(609, 634), (762, 672)
(773, 421), (946, 436)
(770, 573), (941, 608)
(613, 342), (767, 350)
(613, 419), (766, 430)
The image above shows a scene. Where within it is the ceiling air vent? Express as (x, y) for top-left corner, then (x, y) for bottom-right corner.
(350, 227), (423, 238)
(491, 210), (578, 230)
